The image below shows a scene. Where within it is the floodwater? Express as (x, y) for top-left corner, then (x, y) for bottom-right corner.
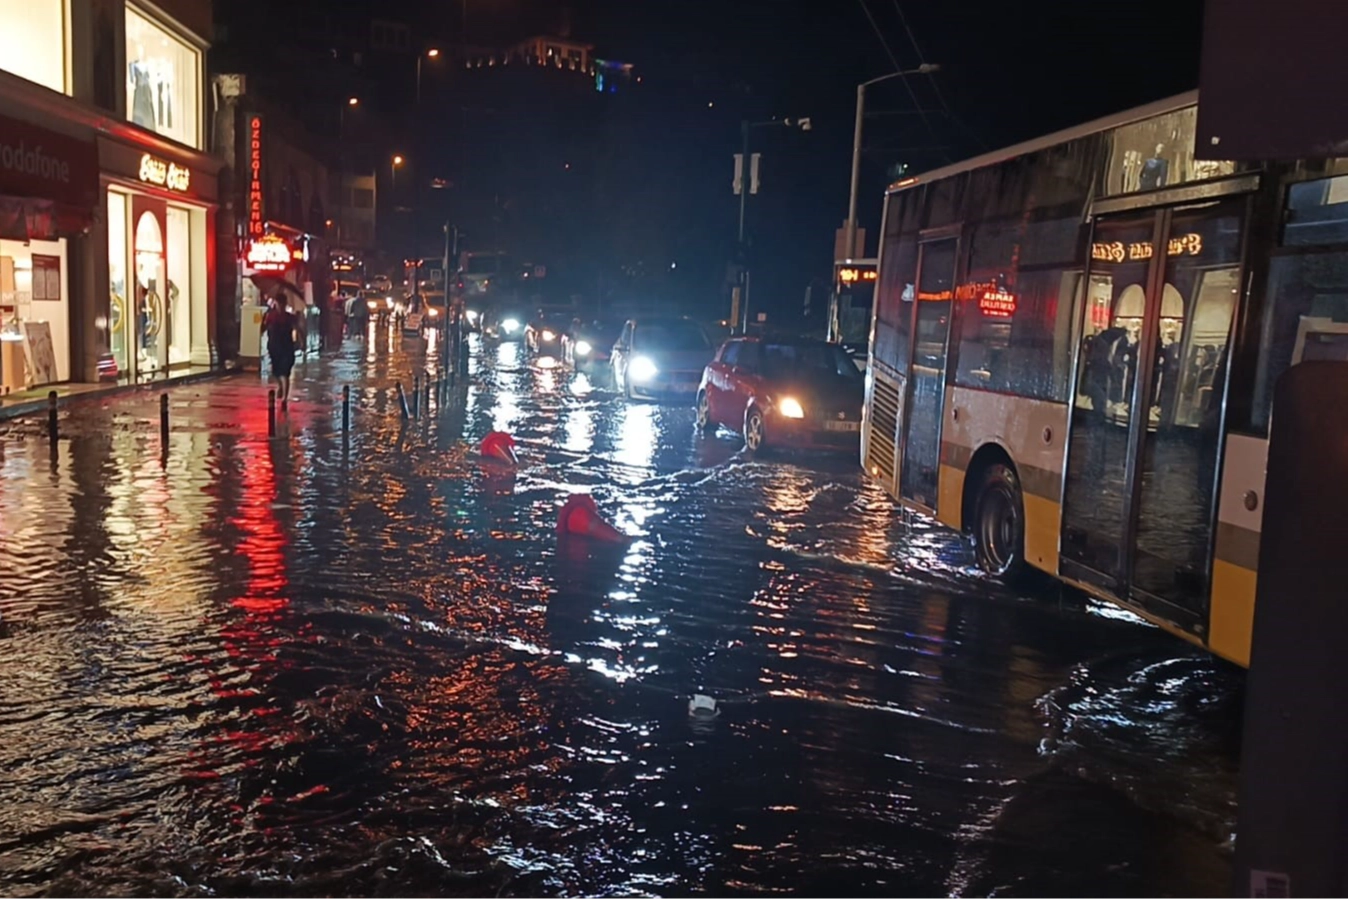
(0, 327), (1243, 897)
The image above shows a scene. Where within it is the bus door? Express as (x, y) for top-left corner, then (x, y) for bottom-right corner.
(899, 236), (959, 511)
(1060, 195), (1247, 629)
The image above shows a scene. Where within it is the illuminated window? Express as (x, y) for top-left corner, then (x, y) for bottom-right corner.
(125, 6), (202, 148)
(0, 0), (67, 93)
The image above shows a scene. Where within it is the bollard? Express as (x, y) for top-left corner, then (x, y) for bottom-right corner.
(159, 393), (169, 451)
(411, 378), (421, 419)
(395, 381), (411, 420)
(342, 385), (351, 433)
(424, 379), (431, 413)
(267, 389), (276, 436)
(47, 390), (58, 442)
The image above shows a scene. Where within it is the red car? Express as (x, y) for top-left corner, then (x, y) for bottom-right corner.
(696, 336), (865, 452)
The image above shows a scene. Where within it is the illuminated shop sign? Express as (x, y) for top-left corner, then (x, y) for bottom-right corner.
(248, 116), (264, 237)
(1091, 232), (1203, 263)
(837, 266), (878, 285)
(245, 234), (299, 272)
(977, 288), (1017, 318)
(138, 153), (190, 191)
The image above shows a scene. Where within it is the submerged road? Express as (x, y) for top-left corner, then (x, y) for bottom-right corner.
(0, 327), (1242, 896)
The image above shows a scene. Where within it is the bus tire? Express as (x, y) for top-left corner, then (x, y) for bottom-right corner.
(972, 462), (1027, 584)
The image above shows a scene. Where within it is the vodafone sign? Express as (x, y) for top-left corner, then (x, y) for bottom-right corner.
(0, 114), (97, 207)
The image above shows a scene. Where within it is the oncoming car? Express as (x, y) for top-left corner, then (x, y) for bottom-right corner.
(525, 308), (573, 359)
(611, 317), (715, 401)
(562, 320), (622, 374)
(696, 336), (864, 453)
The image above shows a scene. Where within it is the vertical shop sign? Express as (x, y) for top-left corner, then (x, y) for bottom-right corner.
(248, 116), (264, 236)
(30, 255), (60, 301)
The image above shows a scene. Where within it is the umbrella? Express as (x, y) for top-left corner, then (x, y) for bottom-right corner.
(248, 274), (305, 303)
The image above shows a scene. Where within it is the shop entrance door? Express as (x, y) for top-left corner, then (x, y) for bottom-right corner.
(131, 197), (168, 379)
(1060, 196), (1246, 628)
(898, 236), (958, 511)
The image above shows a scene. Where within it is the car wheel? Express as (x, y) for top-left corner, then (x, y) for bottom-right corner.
(695, 391), (712, 432)
(743, 407), (766, 452)
(971, 463), (1027, 583)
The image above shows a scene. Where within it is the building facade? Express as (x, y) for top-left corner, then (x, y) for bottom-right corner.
(1, 0), (221, 393)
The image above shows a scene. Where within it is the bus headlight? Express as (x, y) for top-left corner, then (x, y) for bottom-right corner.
(502, 318), (521, 334)
(575, 340), (592, 357)
(629, 356), (659, 382)
(778, 397), (805, 419)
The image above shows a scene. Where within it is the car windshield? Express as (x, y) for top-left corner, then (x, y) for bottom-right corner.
(762, 342), (862, 381)
(633, 321), (709, 352)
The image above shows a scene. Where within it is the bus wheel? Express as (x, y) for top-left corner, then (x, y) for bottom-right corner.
(972, 463), (1026, 583)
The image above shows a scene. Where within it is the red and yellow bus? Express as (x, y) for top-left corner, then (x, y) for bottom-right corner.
(862, 90), (1348, 667)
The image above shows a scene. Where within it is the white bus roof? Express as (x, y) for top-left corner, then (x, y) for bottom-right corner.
(887, 90), (1199, 195)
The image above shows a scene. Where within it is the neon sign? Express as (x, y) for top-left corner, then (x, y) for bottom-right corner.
(245, 235), (297, 272)
(138, 154), (190, 191)
(247, 116), (264, 237)
(978, 288), (1017, 318)
(1091, 232), (1203, 263)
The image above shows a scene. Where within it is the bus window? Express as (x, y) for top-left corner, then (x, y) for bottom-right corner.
(953, 268), (1082, 401)
(1252, 249), (1348, 431)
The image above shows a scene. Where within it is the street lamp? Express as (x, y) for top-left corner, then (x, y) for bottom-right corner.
(735, 116), (811, 333)
(842, 64), (939, 262)
(392, 154), (404, 190)
(416, 49), (441, 105)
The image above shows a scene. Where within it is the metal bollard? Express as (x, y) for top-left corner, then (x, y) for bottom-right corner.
(395, 381), (411, 420)
(342, 385), (351, 433)
(159, 393), (169, 451)
(47, 390), (58, 442)
(267, 389), (276, 436)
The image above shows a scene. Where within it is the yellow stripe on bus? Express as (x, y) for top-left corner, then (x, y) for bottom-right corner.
(937, 464), (964, 531)
(1023, 494), (1060, 575)
(1208, 560), (1257, 668)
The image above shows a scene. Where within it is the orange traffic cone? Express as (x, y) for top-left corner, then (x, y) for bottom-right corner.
(557, 494), (628, 543)
(479, 431), (518, 466)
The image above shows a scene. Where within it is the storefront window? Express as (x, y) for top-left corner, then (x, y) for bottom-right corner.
(1, 237), (70, 390)
(109, 190), (130, 378)
(0, 0), (67, 94)
(125, 6), (201, 148)
(166, 207), (191, 366)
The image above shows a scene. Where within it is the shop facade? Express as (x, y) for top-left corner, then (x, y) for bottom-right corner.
(0, 0), (223, 392)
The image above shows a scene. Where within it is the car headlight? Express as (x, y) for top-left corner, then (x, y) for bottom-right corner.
(575, 340), (592, 357)
(466, 309), (480, 323)
(428, 307), (439, 317)
(385, 297), (394, 308)
(502, 318), (521, 334)
(366, 300), (377, 310)
(542, 329), (556, 342)
(629, 356), (659, 382)
(778, 397), (805, 419)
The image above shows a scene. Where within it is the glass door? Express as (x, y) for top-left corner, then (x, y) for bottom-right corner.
(899, 237), (958, 510)
(1130, 197), (1245, 619)
(1061, 198), (1246, 625)
(1061, 212), (1162, 589)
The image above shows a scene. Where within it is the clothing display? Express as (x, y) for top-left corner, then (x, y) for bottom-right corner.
(127, 55), (176, 135)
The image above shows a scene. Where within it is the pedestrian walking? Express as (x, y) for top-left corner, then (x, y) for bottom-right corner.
(262, 293), (298, 410)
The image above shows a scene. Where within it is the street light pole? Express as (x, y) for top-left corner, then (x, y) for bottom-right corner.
(842, 65), (939, 263)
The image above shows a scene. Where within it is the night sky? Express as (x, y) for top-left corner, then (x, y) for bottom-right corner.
(547, 0), (1205, 323)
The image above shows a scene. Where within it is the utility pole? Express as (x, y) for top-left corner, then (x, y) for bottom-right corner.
(734, 117), (810, 334)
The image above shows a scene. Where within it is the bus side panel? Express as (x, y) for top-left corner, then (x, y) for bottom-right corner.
(1207, 433), (1267, 667)
(939, 385), (1071, 574)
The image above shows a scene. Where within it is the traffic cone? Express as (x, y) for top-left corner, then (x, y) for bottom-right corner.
(557, 494), (628, 543)
(479, 431), (518, 466)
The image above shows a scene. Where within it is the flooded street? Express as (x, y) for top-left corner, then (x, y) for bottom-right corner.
(0, 330), (1242, 897)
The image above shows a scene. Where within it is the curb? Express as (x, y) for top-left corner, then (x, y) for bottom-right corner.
(0, 367), (242, 423)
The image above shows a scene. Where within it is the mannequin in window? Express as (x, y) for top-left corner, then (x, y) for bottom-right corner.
(1140, 143), (1169, 190)
(129, 48), (156, 129)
